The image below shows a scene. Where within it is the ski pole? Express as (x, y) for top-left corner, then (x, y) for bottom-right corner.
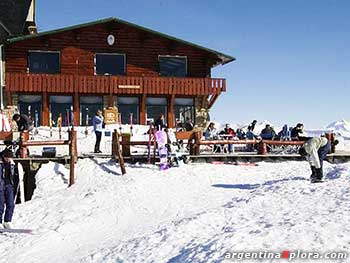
(118, 113), (122, 134)
(130, 112), (133, 136)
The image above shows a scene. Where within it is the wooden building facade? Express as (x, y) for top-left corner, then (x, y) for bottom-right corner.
(4, 17), (234, 127)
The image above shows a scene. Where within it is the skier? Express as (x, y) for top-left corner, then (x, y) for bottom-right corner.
(12, 113), (33, 132)
(298, 136), (331, 183)
(92, 110), (104, 153)
(0, 149), (19, 229)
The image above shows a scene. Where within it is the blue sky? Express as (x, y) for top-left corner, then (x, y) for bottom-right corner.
(36, 0), (350, 128)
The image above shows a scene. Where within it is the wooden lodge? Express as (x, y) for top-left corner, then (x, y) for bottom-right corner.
(2, 14), (234, 128)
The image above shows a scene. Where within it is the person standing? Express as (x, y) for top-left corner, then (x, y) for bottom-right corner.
(0, 149), (19, 229)
(92, 110), (104, 153)
(299, 136), (331, 183)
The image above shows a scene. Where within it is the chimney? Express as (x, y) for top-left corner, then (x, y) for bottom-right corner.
(26, 0), (37, 34)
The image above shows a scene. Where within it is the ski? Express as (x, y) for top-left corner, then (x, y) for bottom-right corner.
(211, 161), (258, 166)
(0, 228), (33, 234)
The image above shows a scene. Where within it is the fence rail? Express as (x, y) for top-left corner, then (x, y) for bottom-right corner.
(6, 73), (226, 96)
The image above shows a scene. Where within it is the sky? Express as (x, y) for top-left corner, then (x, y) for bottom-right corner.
(35, 0), (350, 129)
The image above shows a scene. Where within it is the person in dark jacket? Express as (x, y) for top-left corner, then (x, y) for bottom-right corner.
(249, 120), (257, 132)
(0, 149), (19, 229)
(219, 124), (236, 153)
(154, 114), (165, 131)
(277, 124), (290, 140)
(260, 124), (276, 140)
(183, 117), (194, 131)
(12, 113), (33, 132)
(291, 123), (308, 141)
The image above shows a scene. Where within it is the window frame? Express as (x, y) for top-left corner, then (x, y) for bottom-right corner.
(158, 55), (187, 77)
(28, 50), (61, 74)
(94, 52), (126, 76)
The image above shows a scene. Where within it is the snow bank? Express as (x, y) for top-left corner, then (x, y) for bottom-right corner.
(1, 160), (350, 262)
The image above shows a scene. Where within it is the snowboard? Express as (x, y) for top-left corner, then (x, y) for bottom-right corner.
(211, 161), (258, 166)
(0, 228), (32, 234)
(167, 129), (188, 166)
(155, 130), (169, 170)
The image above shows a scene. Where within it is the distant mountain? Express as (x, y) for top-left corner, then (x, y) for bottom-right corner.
(326, 119), (350, 139)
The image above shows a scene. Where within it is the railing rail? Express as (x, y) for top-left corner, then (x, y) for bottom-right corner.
(6, 73), (226, 95)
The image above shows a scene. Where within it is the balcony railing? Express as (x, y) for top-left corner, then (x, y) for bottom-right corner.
(6, 73), (226, 96)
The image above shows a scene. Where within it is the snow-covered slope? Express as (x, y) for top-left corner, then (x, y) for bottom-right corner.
(1, 160), (350, 263)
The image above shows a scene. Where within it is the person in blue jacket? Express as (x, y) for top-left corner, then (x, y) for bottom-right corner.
(0, 149), (19, 229)
(92, 110), (104, 153)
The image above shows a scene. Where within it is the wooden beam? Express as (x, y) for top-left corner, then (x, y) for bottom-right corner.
(140, 94), (146, 125)
(42, 92), (49, 126)
(168, 95), (175, 128)
(208, 94), (219, 109)
(73, 92), (79, 126)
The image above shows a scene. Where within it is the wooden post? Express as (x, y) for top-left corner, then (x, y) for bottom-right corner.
(140, 94), (146, 125)
(115, 131), (126, 175)
(326, 133), (336, 153)
(168, 95), (175, 128)
(189, 131), (201, 156)
(19, 131), (29, 158)
(112, 129), (126, 175)
(112, 130), (117, 156)
(73, 92), (80, 126)
(69, 128), (77, 186)
(42, 92), (49, 126)
(121, 133), (131, 157)
(258, 141), (268, 155)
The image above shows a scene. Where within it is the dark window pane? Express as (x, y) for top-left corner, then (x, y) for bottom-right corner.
(96, 54), (125, 75)
(80, 96), (103, 125)
(147, 105), (167, 124)
(18, 95), (42, 126)
(49, 96), (73, 127)
(159, 56), (187, 77)
(117, 97), (139, 124)
(29, 52), (60, 74)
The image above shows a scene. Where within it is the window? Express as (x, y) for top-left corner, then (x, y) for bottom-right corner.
(174, 98), (194, 126)
(117, 97), (139, 124)
(159, 56), (187, 77)
(28, 51), (60, 74)
(146, 97), (167, 124)
(80, 96), (103, 125)
(95, 53), (126, 75)
(49, 96), (73, 126)
(18, 95), (42, 126)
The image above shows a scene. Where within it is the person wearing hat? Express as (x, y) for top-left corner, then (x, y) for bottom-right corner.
(299, 136), (331, 183)
(0, 149), (19, 229)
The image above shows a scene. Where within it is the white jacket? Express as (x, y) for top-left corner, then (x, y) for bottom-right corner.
(304, 137), (328, 168)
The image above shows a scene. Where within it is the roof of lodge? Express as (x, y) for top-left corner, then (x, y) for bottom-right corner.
(0, 0), (32, 44)
(6, 17), (235, 66)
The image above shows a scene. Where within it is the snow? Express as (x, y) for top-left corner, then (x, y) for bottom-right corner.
(0, 159), (350, 262)
(0, 122), (350, 262)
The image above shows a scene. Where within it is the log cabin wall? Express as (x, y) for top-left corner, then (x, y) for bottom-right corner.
(5, 21), (211, 77)
(4, 19), (232, 127)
